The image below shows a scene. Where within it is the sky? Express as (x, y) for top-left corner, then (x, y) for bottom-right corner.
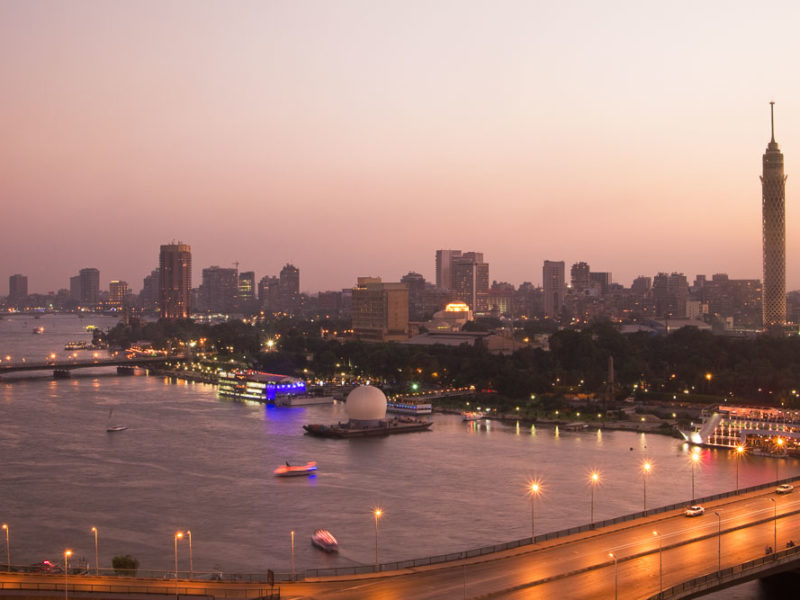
(3, 0), (800, 295)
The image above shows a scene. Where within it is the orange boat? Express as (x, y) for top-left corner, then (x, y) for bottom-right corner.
(273, 461), (318, 477)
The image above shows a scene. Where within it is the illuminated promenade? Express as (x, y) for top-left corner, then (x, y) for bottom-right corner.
(3, 480), (800, 599)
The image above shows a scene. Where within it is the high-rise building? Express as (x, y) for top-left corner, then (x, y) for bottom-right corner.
(352, 277), (409, 341)
(543, 260), (566, 318)
(141, 269), (160, 311)
(435, 250), (462, 290)
(108, 280), (128, 307)
(652, 272), (689, 317)
(69, 275), (81, 301)
(258, 275), (280, 312)
(79, 268), (100, 306)
(451, 252), (489, 313)
(159, 243), (192, 320)
(278, 264), (300, 313)
(570, 262), (591, 293)
(200, 266), (238, 313)
(401, 271), (427, 320)
(8, 274), (28, 304)
(761, 102), (787, 329)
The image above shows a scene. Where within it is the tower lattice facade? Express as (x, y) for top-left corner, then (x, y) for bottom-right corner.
(761, 102), (787, 329)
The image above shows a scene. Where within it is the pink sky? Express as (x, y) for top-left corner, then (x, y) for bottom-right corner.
(2, 1), (800, 295)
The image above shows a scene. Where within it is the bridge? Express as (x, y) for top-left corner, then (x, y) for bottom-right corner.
(2, 478), (800, 599)
(0, 355), (175, 379)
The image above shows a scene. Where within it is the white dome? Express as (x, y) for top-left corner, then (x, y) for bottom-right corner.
(346, 386), (387, 421)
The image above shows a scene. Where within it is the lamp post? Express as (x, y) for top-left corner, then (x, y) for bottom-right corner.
(589, 471), (600, 525)
(530, 481), (542, 541)
(373, 508), (382, 568)
(653, 530), (662, 593)
(290, 531), (295, 581)
(609, 552), (618, 600)
(735, 445), (744, 491)
(64, 549), (72, 600)
(90, 527), (98, 575)
(1, 524), (9, 571)
(776, 438), (784, 480)
(690, 450), (701, 501)
(186, 530), (192, 578)
(769, 498), (777, 552)
(642, 461), (652, 511)
(173, 531), (183, 599)
(714, 512), (721, 574)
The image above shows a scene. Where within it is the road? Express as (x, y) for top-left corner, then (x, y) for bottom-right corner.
(3, 484), (800, 599)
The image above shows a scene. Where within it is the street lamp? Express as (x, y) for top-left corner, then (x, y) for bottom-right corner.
(642, 461), (653, 511)
(186, 530), (192, 578)
(609, 552), (618, 600)
(775, 438), (784, 480)
(652, 530), (662, 593)
(769, 498), (777, 553)
(529, 481), (542, 541)
(373, 508), (382, 568)
(90, 527), (98, 575)
(589, 471), (600, 525)
(1, 524), (9, 571)
(714, 512), (721, 574)
(735, 445), (744, 491)
(690, 450), (701, 501)
(173, 531), (183, 599)
(64, 549), (72, 600)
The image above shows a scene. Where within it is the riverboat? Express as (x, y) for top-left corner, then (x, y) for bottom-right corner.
(462, 411), (487, 421)
(303, 418), (433, 439)
(217, 369), (306, 403)
(33, 326), (44, 334)
(311, 529), (338, 552)
(64, 341), (90, 350)
(273, 461), (318, 477)
(386, 399), (432, 415)
(688, 405), (800, 456)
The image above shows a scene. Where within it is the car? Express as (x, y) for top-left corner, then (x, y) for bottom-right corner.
(685, 505), (705, 517)
(776, 483), (794, 494)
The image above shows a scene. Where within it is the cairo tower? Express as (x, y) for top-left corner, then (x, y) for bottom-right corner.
(761, 102), (787, 329)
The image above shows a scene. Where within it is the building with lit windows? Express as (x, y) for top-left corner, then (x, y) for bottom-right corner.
(543, 260), (565, 318)
(352, 277), (409, 341)
(159, 242), (192, 320)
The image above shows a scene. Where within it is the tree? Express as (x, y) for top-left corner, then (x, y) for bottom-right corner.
(111, 554), (139, 576)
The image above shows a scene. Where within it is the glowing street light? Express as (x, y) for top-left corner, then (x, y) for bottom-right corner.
(186, 530), (192, 577)
(589, 471), (600, 525)
(609, 552), (618, 600)
(373, 508), (382, 568)
(529, 481), (542, 541)
(173, 531), (183, 599)
(2, 524), (9, 571)
(290, 530), (295, 581)
(64, 549), (72, 600)
(735, 445), (745, 490)
(642, 461), (653, 511)
(690, 450), (701, 501)
(90, 527), (98, 575)
(653, 530), (663, 593)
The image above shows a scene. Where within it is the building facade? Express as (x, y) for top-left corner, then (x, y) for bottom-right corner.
(761, 102), (787, 329)
(8, 274), (28, 305)
(543, 260), (566, 318)
(159, 243), (192, 320)
(352, 277), (409, 341)
(79, 268), (100, 306)
(278, 264), (300, 313)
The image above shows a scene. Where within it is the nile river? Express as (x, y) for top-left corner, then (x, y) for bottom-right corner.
(1, 314), (796, 597)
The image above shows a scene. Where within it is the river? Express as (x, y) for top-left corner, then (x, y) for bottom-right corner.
(1, 314), (796, 597)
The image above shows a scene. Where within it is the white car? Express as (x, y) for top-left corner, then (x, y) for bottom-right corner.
(685, 505), (705, 517)
(776, 483), (794, 494)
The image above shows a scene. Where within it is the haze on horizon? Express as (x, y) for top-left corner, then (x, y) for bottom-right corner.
(2, 0), (800, 296)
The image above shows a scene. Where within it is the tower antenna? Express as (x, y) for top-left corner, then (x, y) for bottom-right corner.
(770, 101), (775, 142)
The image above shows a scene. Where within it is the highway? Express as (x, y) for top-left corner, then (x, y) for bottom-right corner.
(2, 484), (800, 599)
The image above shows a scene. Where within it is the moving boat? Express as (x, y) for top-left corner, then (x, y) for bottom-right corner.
(311, 529), (338, 552)
(273, 461), (318, 477)
(33, 326), (44, 334)
(106, 408), (127, 433)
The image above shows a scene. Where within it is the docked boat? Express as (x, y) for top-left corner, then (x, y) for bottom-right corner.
(273, 461), (318, 477)
(303, 418), (433, 438)
(65, 341), (90, 351)
(462, 411), (487, 421)
(217, 369), (307, 403)
(311, 529), (338, 552)
(386, 399), (433, 415)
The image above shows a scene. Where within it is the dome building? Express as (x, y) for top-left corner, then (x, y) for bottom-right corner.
(346, 385), (387, 426)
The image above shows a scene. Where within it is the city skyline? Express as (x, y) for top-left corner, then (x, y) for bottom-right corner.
(2, 1), (800, 294)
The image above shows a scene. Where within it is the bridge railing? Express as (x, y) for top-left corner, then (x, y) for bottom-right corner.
(302, 475), (798, 580)
(648, 541), (800, 599)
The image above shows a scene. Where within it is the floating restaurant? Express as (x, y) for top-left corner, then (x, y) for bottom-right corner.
(217, 369), (306, 402)
(690, 405), (800, 456)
